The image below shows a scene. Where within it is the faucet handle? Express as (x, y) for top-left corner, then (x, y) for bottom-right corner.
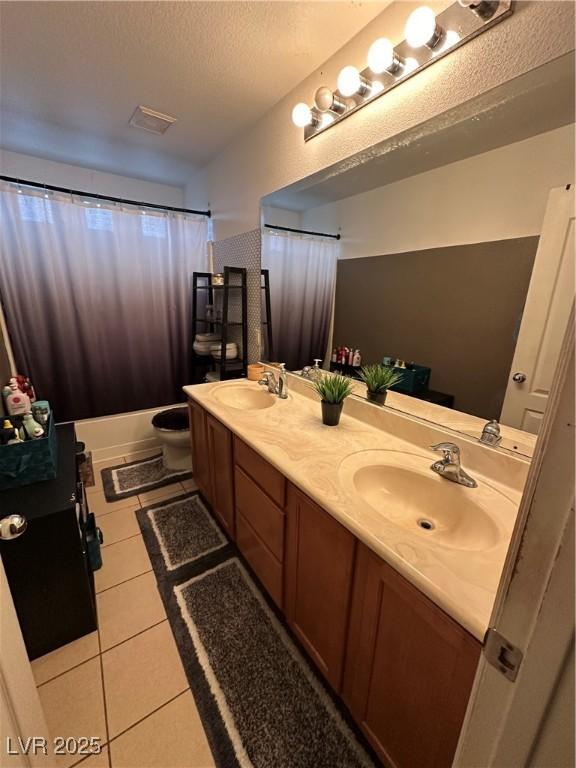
(431, 442), (460, 462)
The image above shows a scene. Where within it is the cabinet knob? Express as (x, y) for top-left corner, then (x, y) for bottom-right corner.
(0, 514), (27, 541)
(512, 372), (527, 383)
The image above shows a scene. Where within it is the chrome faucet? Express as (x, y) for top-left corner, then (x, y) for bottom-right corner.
(258, 364), (288, 399)
(479, 419), (502, 446)
(430, 442), (477, 488)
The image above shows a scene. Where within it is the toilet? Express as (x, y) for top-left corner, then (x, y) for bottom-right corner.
(151, 407), (192, 472)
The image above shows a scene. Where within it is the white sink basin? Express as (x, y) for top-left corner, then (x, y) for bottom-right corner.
(212, 385), (276, 411)
(339, 450), (509, 552)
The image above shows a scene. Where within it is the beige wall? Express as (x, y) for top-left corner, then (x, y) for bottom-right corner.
(300, 125), (574, 258)
(333, 237), (538, 420)
(0, 149), (187, 206)
(196, 1), (574, 240)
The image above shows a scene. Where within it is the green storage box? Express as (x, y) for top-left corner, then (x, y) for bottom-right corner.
(389, 364), (431, 395)
(0, 414), (58, 490)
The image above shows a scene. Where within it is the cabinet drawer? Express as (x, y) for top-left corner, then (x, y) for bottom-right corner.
(236, 511), (283, 609)
(235, 466), (284, 562)
(234, 438), (286, 508)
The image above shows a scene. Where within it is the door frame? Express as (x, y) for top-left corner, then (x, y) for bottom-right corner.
(455, 304), (575, 766)
(0, 559), (50, 767)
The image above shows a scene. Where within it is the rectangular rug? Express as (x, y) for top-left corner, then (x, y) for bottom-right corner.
(136, 495), (380, 768)
(145, 493), (227, 571)
(101, 453), (193, 501)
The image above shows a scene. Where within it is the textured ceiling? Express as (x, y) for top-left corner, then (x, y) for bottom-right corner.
(0, 0), (388, 185)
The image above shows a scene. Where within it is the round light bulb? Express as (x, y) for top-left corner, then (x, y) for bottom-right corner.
(405, 6), (440, 48)
(291, 102), (313, 128)
(314, 86), (335, 112)
(367, 38), (396, 74)
(337, 65), (362, 97)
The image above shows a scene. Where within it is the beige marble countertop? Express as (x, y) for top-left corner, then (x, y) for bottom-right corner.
(291, 368), (537, 458)
(184, 377), (530, 641)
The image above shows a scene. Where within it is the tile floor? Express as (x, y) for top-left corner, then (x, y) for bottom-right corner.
(31, 453), (214, 768)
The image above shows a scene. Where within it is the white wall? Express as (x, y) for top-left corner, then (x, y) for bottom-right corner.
(0, 149), (186, 206)
(300, 124), (575, 258)
(201, 1), (574, 240)
(261, 205), (301, 230)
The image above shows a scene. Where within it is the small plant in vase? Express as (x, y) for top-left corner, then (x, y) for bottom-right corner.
(359, 364), (403, 406)
(312, 374), (354, 426)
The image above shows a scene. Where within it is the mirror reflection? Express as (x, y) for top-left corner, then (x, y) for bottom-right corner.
(261, 58), (575, 456)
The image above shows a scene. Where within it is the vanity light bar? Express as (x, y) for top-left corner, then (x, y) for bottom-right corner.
(294, 0), (513, 141)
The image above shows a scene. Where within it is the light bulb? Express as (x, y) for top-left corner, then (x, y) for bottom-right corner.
(337, 66), (366, 97)
(291, 102), (313, 128)
(405, 6), (442, 48)
(368, 38), (402, 74)
(314, 86), (346, 114)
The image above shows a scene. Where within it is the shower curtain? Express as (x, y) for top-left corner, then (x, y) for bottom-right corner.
(0, 185), (209, 421)
(262, 232), (339, 371)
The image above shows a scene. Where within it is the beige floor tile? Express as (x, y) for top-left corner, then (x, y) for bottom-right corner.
(88, 490), (140, 518)
(102, 621), (188, 739)
(95, 536), (151, 593)
(32, 632), (100, 686)
(97, 572), (166, 651)
(137, 483), (186, 506)
(98, 506), (141, 547)
(38, 658), (106, 768)
(109, 691), (214, 768)
(75, 745), (109, 768)
(181, 478), (199, 493)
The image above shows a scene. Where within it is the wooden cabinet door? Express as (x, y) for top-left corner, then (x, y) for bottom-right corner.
(285, 483), (356, 692)
(343, 543), (481, 768)
(206, 413), (235, 539)
(188, 399), (211, 504)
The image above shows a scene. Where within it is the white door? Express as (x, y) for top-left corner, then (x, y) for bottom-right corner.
(501, 185), (575, 433)
(455, 312), (575, 768)
(0, 559), (50, 767)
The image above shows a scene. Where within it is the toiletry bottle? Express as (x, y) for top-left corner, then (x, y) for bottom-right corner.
(352, 349), (362, 367)
(31, 401), (50, 426)
(1, 419), (17, 445)
(5, 383), (31, 417)
(311, 359), (323, 381)
(23, 413), (44, 439)
(331, 348), (337, 364)
(3, 419), (22, 444)
(348, 347), (355, 366)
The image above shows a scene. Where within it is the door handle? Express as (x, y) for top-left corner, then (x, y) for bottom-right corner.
(512, 372), (527, 383)
(0, 514), (27, 540)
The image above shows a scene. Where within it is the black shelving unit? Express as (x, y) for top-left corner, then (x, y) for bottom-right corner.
(191, 267), (248, 383)
(261, 269), (274, 361)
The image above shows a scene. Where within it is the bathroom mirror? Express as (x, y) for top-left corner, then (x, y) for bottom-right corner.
(260, 54), (575, 458)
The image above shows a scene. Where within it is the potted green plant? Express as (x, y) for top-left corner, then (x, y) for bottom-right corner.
(312, 374), (354, 426)
(359, 364), (403, 406)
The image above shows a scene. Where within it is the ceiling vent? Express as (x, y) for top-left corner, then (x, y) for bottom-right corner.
(129, 105), (177, 135)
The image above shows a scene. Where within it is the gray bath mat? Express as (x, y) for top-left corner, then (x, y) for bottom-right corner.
(101, 453), (193, 501)
(146, 494), (227, 571)
(173, 558), (376, 768)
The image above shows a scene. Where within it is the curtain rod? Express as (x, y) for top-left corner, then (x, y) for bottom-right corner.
(0, 175), (212, 218)
(264, 223), (340, 240)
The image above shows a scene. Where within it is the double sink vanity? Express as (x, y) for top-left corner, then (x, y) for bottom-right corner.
(184, 371), (529, 768)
